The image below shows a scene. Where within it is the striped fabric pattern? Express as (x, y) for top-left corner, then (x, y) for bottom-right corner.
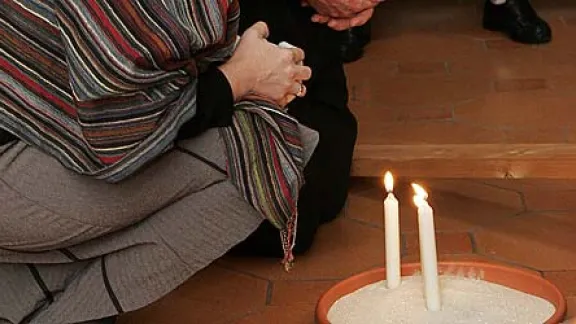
(1, 0), (308, 266)
(1, 0), (239, 182)
(220, 101), (305, 270)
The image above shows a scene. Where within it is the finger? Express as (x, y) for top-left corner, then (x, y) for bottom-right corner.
(350, 9), (374, 27)
(294, 65), (312, 81)
(278, 94), (296, 108)
(368, 0), (386, 5)
(276, 94), (297, 111)
(358, 0), (382, 10)
(301, 0), (309, 6)
(288, 82), (303, 97)
(281, 83), (306, 107)
(289, 47), (305, 63)
(327, 18), (353, 31)
(311, 14), (331, 23)
(247, 21), (269, 39)
(296, 84), (307, 97)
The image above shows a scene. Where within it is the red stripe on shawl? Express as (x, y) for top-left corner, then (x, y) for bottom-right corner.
(0, 57), (77, 117)
(86, 0), (141, 62)
(0, 81), (76, 137)
(269, 132), (296, 208)
(218, 0), (229, 11)
(5, 1), (59, 34)
(99, 155), (123, 164)
(109, 1), (174, 68)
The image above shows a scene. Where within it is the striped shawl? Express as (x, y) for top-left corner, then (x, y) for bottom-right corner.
(1, 0), (309, 268)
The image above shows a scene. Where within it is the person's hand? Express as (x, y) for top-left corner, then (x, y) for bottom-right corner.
(218, 22), (312, 108)
(302, 0), (381, 19)
(311, 8), (375, 31)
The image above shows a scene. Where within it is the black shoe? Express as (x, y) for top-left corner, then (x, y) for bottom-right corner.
(483, 0), (551, 44)
(340, 22), (372, 63)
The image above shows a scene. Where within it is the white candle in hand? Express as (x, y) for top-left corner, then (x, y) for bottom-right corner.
(384, 172), (401, 289)
(412, 183), (441, 311)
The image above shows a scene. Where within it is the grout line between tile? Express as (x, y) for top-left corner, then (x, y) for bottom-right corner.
(471, 179), (524, 194)
(265, 281), (274, 306)
(216, 262), (270, 282)
(273, 263), (389, 282)
(346, 217), (382, 229)
(541, 269), (576, 274)
(519, 191), (528, 212)
(467, 232), (478, 253)
(476, 252), (543, 274)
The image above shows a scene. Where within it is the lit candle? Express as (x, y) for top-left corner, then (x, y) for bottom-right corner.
(383, 172), (401, 289)
(412, 183), (441, 311)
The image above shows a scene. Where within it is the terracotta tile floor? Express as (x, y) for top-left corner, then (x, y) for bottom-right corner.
(117, 177), (576, 323)
(347, 0), (576, 178)
(117, 0), (576, 323)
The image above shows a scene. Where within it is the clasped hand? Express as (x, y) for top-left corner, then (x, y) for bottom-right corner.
(303, 0), (384, 31)
(219, 22), (312, 109)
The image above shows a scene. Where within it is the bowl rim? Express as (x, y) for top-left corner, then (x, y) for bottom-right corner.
(315, 261), (567, 324)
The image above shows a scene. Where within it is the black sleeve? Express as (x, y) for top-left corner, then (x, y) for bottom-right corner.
(0, 129), (17, 146)
(176, 65), (235, 140)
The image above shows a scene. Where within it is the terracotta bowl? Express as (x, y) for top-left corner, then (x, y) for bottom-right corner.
(316, 261), (566, 324)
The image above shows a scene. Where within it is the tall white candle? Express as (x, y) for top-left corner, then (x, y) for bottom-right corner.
(412, 183), (441, 311)
(383, 172), (401, 289)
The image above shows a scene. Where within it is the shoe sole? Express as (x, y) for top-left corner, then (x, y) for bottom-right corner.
(483, 20), (552, 44)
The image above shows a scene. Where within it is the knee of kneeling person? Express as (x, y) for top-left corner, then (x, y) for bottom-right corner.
(332, 108), (357, 133)
(292, 227), (318, 255)
(339, 109), (359, 144)
(293, 238), (314, 255)
(345, 109), (358, 133)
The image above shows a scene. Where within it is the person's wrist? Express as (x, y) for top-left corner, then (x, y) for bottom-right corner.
(218, 61), (253, 102)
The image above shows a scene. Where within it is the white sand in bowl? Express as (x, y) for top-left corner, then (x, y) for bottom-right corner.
(328, 274), (556, 324)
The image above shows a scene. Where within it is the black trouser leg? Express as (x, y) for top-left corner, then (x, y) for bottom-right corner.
(229, 0), (357, 257)
(340, 21), (372, 63)
(228, 99), (357, 257)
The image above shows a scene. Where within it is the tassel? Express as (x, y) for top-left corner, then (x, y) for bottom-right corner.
(280, 209), (298, 272)
(282, 250), (295, 272)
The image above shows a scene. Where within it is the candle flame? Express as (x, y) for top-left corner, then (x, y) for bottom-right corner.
(413, 195), (426, 207)
(411, 183), (428, 200)
(384, 171), (394, 192)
